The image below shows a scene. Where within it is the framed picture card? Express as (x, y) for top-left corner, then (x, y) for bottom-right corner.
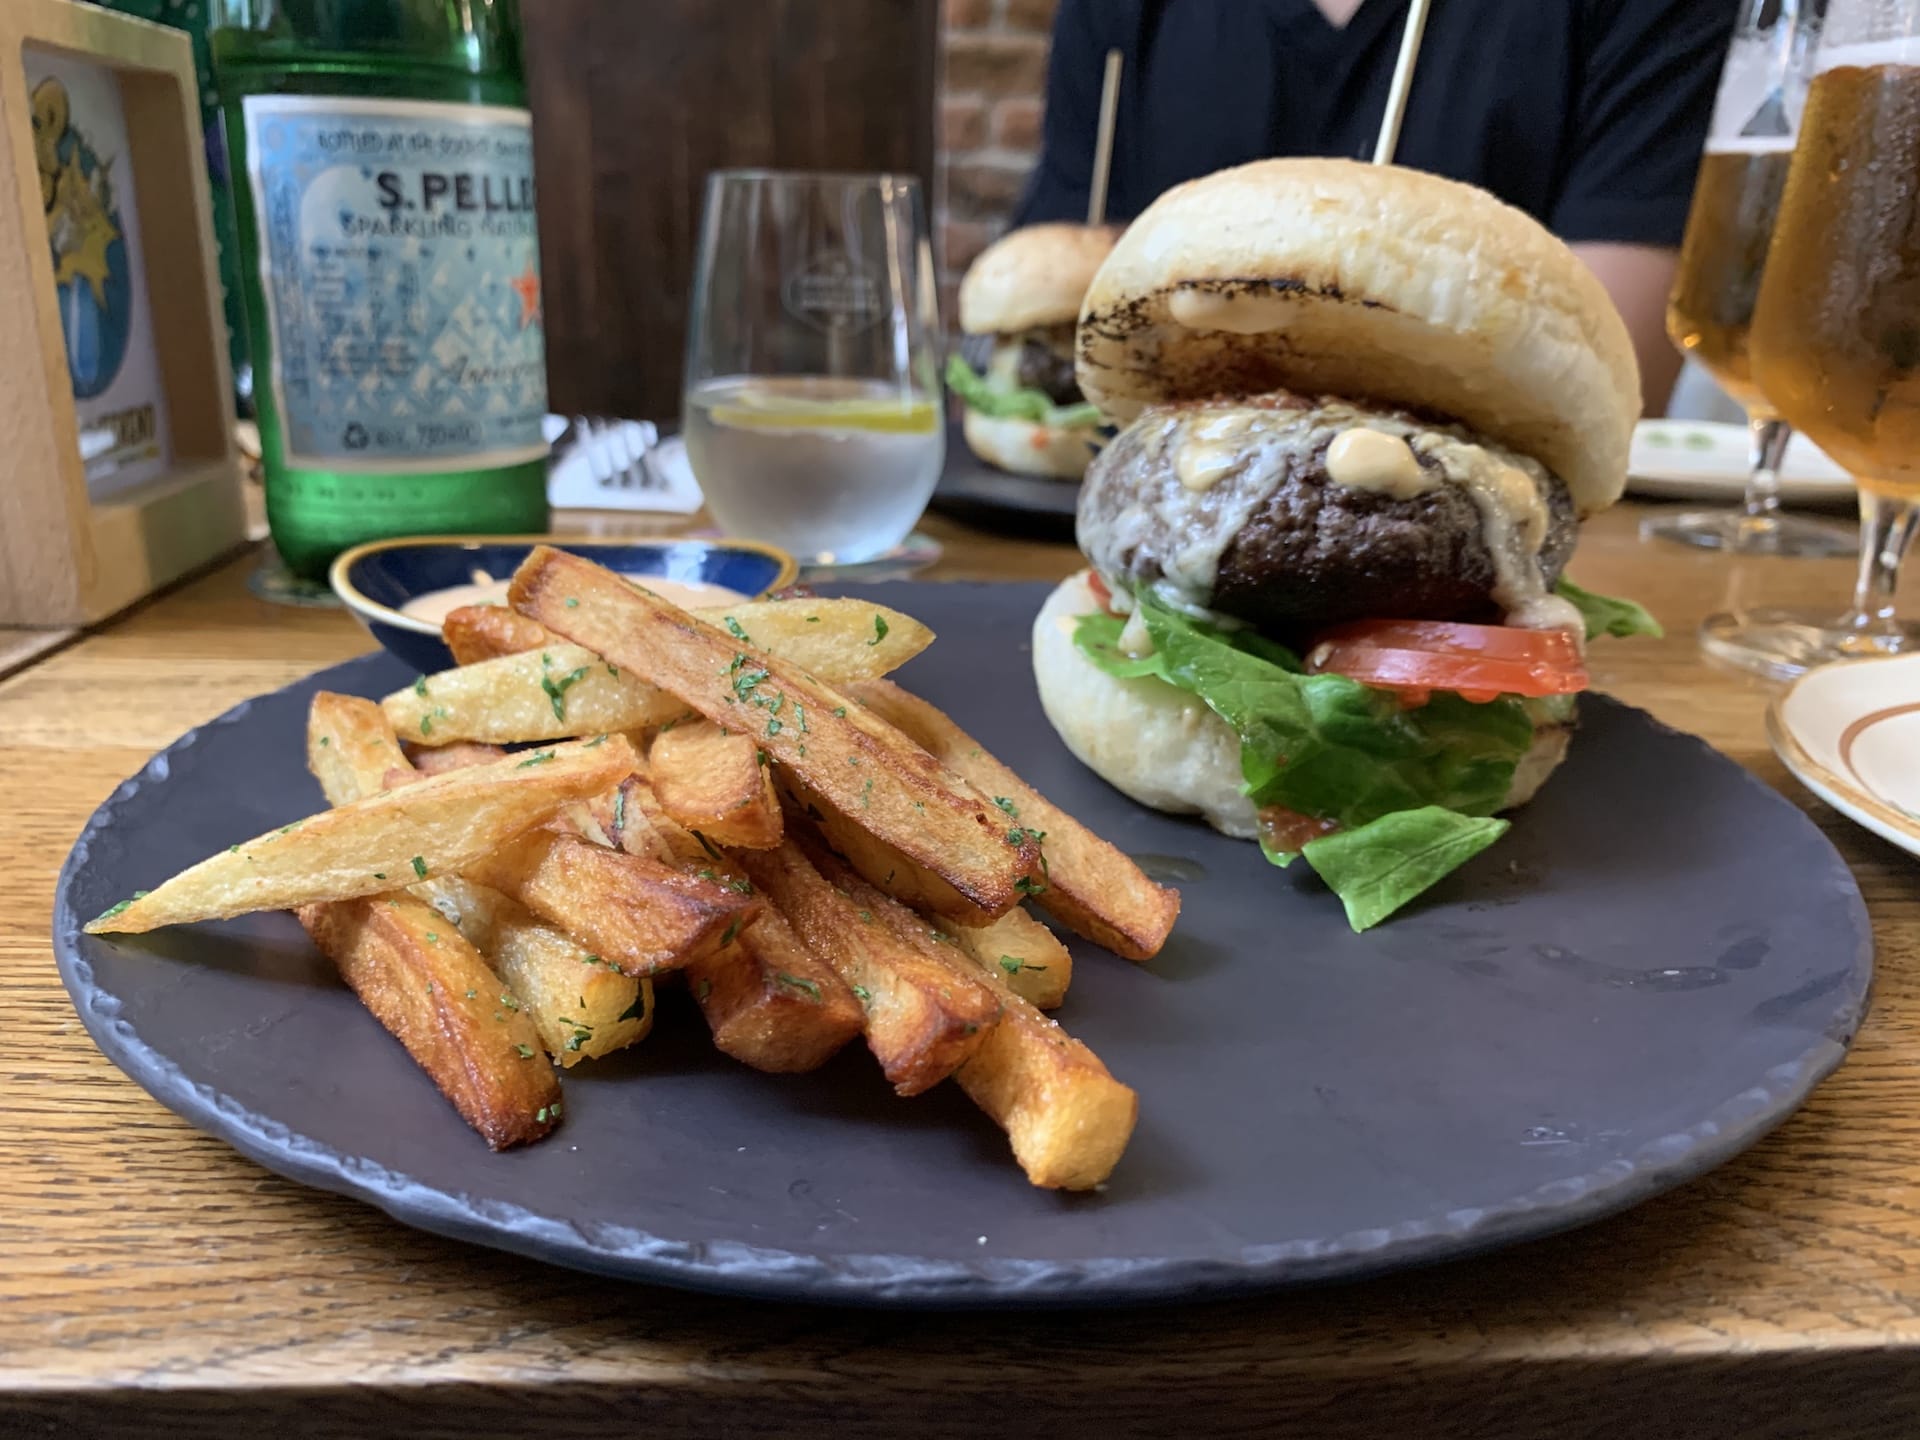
(28, 43), (174, 499)
(0, 0), (244, 627)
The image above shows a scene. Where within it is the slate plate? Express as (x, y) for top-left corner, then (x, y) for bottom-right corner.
(53, 583), (1873, 1308)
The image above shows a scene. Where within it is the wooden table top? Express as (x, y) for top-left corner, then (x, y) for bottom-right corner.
(5, 503), (1918, 1438)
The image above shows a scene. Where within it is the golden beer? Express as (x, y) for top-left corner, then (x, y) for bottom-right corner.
(1667, 146), (1795, 411)
(1752, 58), (1920, 497)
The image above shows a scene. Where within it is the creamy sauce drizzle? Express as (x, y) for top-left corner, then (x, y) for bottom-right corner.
(400, 572), (746, 626)
(1078, 397), (1583, 640)
(1401, 433), (1582, 641)
(1174, 412), (1259, 491)
(1083, 399), (1344, 621)
(1324, 428), (1431, 499)
(1167, 286), (1305, 335)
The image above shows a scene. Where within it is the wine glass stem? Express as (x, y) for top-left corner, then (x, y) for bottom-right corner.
(1841, 487), (1920, 636)
(1743, 414), (1792, 520)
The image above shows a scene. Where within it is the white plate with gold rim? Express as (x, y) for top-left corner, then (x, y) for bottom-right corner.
(1769, 653), (1920, 859)
(1630, 421), (1855, 507)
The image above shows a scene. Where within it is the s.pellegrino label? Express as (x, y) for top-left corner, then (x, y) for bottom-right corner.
(241, 95), (548, 472)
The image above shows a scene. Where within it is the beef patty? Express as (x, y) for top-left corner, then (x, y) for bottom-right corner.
(1076, 395), (1578, 637)
(1013, 334), (1083, 408)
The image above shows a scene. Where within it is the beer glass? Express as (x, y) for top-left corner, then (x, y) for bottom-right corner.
(1649, 0), (1853, 557)
(682, 172), (944, 566)
(1720, 0), (1920, 675)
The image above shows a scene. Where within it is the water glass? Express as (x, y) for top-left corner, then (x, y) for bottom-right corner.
(683, 171), (944, 566)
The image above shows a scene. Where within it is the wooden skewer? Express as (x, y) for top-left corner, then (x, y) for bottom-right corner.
(1371, 0), (1434, 165)
(1087, 48), (1123, 225)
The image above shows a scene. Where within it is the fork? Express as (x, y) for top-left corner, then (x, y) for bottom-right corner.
(571, 416), (662, 490)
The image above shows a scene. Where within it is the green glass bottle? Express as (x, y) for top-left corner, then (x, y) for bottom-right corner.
(212, 0), (549, 581)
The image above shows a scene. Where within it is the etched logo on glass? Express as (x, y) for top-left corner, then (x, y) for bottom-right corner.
(782, 254), (884, 331)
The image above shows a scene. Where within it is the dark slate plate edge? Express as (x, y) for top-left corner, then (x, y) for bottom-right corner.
(50, 649), (1874, 1311)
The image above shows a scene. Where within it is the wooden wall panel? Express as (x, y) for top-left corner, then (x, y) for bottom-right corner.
(524, 0), (939, 422)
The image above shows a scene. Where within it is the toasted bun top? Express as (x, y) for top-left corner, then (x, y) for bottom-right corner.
(1075, 159), (1640, 514)
(960, 223), (1120, 335)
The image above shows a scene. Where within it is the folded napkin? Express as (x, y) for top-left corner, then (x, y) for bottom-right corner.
(545, 418), (703, 515)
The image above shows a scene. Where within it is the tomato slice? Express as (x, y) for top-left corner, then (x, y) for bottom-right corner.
(1307, 620), (1588, 704)
(1085, 570), (1119, 615)
(1258, 805), (1340, 854)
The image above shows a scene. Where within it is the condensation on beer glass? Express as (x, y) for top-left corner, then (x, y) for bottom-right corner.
(1649, 0), (1855, 559)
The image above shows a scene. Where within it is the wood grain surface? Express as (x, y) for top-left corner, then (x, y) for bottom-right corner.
(5, 505), (1920, 1438)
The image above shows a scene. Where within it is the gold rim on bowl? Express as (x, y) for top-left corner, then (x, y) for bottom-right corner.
(1765, 653), (1920, 850)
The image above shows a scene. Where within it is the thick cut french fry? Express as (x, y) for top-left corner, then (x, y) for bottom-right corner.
(374, 728), (627, 853)
(388, 598), (938, 750)
(297, 894), (561, 1149)
(384, 645), (689, 745)
(446, 596), (935, 675)
(854, 885), (1135, 1189)
(684, 906), (864, 1074)
(406, 739), (508, 775)
(512, 546), (1039, 925)
(953, 905), (1072, 1010)
(88, 735), (637, 934)
(649, 719), (781, 849)
(308, 692), (410, 806)
(465, 829), (758, 978)
(423, 877), (652, 1064)
(775, 774), (1000, 927)
(693, 596), (935, 679)
(849, 679), (1180, 960)
(545, 796), (616, 845)
(590, 772), (709, 869)
(306, 696), (652, 1064)
(588, 772), (859, 1072)
(737, 839), (999, 1096)
(443, 605), (555, 664)
(951, 959), (1137, 1191)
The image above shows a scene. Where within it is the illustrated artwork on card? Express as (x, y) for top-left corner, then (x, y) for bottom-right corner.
(25, 45), (172, 498)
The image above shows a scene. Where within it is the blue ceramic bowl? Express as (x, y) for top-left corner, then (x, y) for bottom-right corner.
(329, 535), (799, 674)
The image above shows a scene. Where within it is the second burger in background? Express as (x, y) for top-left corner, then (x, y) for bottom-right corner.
(946, 223), (1116, 480)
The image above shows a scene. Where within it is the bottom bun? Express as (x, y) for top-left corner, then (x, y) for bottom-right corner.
(1503, 716), (1572, 809)
(1033, 571), (1261, 837)
(1031, 570), (1572, 839)
(963, 409), (1097, 480)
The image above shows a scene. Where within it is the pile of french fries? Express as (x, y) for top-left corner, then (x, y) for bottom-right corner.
(88, 548), (1181, 1190)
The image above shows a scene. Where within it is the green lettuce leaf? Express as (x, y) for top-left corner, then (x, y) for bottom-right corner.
(1075, 591), (1537, 930)
(944, 354), (1101, 429)
(1043, 400), (1103, 428)
(1301, 808), (1510, 931)
(1077, 596), (1534, 827)
(1554, 576), (1663, 641)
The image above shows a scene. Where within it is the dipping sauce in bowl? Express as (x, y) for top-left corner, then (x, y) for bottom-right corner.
(330, 535), (798, 674)
(399, 573), (747, 628)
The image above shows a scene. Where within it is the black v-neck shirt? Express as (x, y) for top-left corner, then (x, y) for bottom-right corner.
(1013, 0), (1737, 247)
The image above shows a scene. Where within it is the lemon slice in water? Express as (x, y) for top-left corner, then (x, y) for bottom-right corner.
(709, 392), (939, 435)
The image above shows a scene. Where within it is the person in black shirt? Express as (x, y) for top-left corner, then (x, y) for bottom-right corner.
(1014, 0), (1738, 415)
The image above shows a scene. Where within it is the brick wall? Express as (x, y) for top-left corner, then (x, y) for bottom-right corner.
(937, 0), (1060, 319)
